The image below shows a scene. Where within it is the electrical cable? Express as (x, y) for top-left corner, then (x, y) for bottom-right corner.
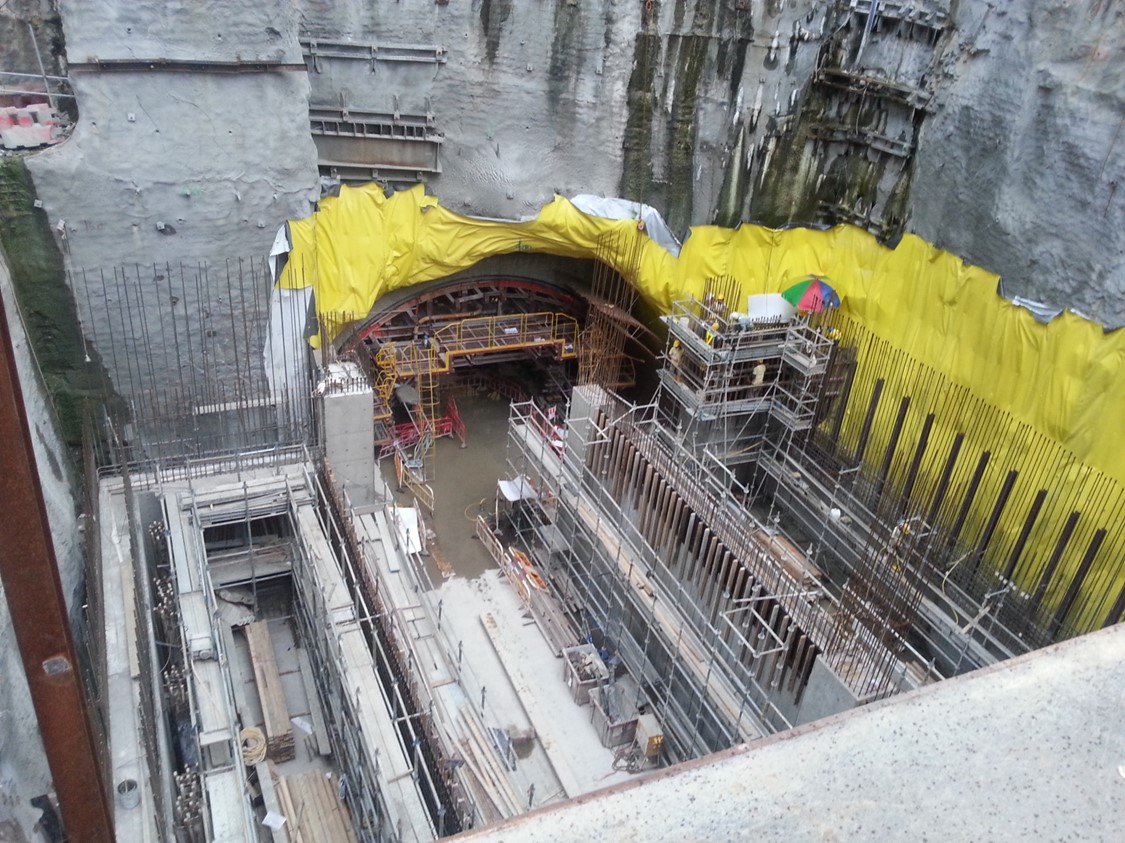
(240, 726), (267, 766)
(940, 550), (974, 626)
(464, 497), (489, 521)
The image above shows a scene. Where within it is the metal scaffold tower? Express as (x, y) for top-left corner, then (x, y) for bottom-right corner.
(499, 376), (938, 765)
(372, 311), (576, 498)
(656, 278), (836, 468)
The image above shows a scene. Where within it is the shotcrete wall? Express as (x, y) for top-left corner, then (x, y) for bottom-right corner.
(25, 0), (320, 270)
(910, 0), (1125, 322)
(295, 0), (816, 234)
(291, 0), (1123, 323)
(0, 1), (66, 85)
(20, 1), (321, 419)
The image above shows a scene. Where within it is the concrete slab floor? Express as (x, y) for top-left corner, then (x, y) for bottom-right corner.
(375, 391), (640, 808)
(433, 571), (634, 806)
(229, 614), (332, 779)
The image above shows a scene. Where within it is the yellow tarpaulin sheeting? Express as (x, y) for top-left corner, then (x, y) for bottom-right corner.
(280, 183), (1124, 631)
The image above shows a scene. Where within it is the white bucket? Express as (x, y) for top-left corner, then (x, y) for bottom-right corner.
(116, 779), (140, 810)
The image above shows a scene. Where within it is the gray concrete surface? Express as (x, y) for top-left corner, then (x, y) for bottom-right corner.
(294, 0), (1125, 323)
(20, 0), (321, 414)
(456, 622), (1125, 842)
(25, 0), (320, 271)
(297, 0), (817, 232)
(1, 1), (1122, 831)
(912, 0), (1125, 324)
(0, 248), (82, 840)
(320, 360), (378, 506)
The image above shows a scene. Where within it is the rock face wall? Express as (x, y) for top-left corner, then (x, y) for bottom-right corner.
(911, 0), (1124, 323)
(0, 2), (1119, 833)
(6, 1), (1121, 324)
(0, 1), (66, 89)
(12, 0), (1120, 339)
(298, 0), (644, 219)
(290, 0), (1124, 324)
(295, 1), (817, 236)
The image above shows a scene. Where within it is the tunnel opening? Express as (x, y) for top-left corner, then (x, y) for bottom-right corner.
(336, 252), (661, 465)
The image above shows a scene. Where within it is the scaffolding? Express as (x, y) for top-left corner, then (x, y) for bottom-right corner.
(380, 312), (579, 380)
(746, 310), (1125, 674)
(657, 287), (836, 465)
(502, 387), (925, 765)
(104, 454), (477, 842)
(369, 311), (578, 481)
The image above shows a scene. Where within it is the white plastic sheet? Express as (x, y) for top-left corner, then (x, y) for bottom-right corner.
(569, 194), (682, 256)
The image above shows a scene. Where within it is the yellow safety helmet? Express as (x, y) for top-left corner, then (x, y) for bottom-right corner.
(672, 339), (680, 348)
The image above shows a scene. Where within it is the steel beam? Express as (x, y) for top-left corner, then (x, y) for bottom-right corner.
(0, 292), (113, 841)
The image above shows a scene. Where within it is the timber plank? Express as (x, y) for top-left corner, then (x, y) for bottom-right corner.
(244, 621), (295, 762)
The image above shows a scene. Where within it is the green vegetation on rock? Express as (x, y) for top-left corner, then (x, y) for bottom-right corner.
(0, 157), (116, 445)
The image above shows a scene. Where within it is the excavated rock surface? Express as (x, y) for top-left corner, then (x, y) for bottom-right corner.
(912, 0), (1124, 323)
(25, 0), (319, 270)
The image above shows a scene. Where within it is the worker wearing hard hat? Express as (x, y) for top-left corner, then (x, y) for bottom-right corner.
(668, 338), (683, 368)
(706, 321), (721, 347)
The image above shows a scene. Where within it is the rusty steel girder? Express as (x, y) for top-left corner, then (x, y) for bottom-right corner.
(0, 291), (114, 841)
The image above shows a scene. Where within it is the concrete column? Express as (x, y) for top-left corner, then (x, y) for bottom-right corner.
(318, 361), (377, 508)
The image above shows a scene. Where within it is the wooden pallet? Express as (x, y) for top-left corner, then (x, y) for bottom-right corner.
(244, 621), (295, 762)
(277, 772), (358, 843)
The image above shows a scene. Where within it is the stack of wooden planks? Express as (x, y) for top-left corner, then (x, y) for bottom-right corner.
(276, 772), (358, 843)
(244, 621), (295, 762)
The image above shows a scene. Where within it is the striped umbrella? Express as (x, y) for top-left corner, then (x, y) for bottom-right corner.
(781, 275), (841, 312)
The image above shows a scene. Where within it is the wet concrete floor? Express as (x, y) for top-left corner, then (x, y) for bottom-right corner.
(382, 393), (514, 585)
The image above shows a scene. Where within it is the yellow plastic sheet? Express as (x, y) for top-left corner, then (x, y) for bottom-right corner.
(281, 184), (1125, 631)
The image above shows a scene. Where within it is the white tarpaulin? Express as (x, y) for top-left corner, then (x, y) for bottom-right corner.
(739, 293), (797, 323)
(391, 506), (423, 553)
(569, 194), (682, 256)
(263, 284), (313, 426)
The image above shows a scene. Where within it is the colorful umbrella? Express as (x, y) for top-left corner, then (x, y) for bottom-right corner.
(781, 275), (841, 312)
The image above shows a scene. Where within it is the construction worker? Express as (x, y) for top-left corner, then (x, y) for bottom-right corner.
(706, 321), (721, 348)
(667, 339), (683, 368)
(752, 359), (767, 387)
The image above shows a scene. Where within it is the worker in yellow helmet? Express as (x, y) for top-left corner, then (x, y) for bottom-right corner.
(706, 321), (721, 347)
(667, 338), (683, 368)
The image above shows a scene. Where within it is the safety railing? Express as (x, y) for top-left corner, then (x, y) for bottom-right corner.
(433, 311), (578, 366)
